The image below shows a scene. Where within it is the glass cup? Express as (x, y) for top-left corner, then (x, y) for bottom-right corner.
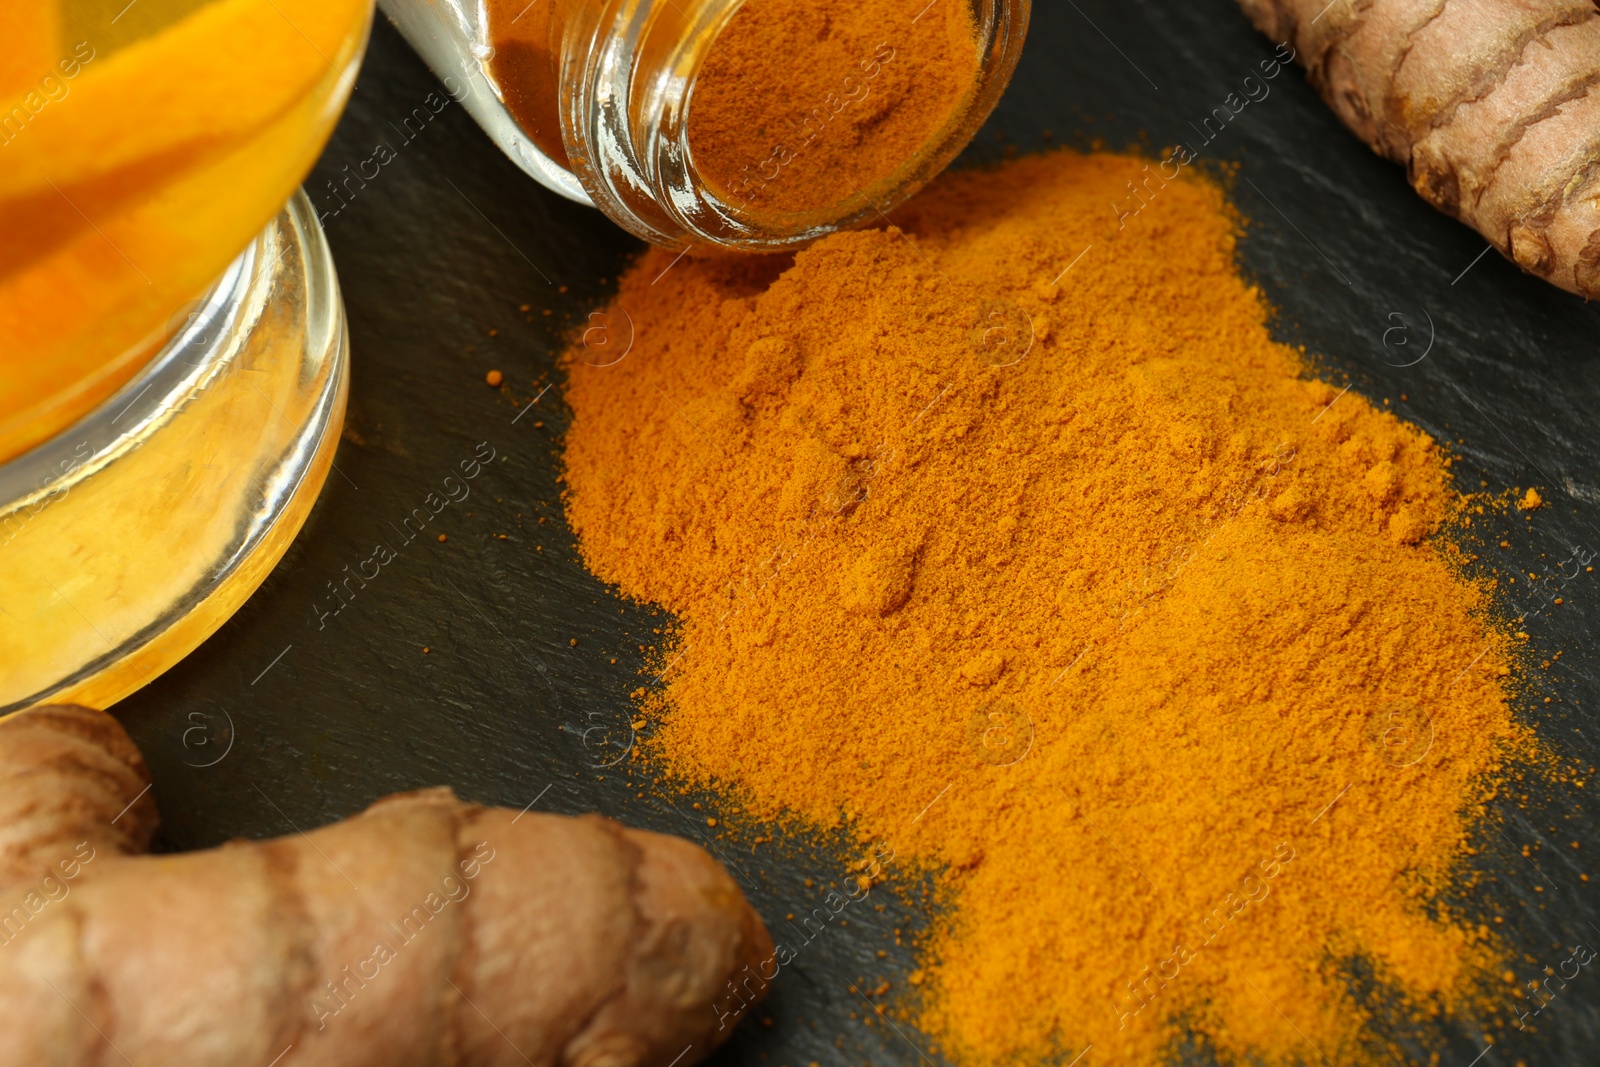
(0, 0), (374, 711)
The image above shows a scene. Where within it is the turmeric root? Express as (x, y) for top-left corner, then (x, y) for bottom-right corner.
(0, 705), (773, 1067)
(1237, 0), (1600, 298)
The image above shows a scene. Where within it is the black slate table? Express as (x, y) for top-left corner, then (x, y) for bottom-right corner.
(120, 2), (1600, 1063)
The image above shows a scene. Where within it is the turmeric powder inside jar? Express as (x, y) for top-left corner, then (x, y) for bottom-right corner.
(686, 0), (980, 216)
(484, 0), (982, 218)
(482, 0), (572, 169)
(561, 152), (1530, 1065)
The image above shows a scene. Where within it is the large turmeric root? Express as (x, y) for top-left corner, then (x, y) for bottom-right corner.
(1237, 0), (1600, 298)
(0, 705), (773, 1066)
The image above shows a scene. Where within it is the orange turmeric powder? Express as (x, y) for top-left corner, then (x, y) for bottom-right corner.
(687, 0), (979, 215)
(486, 0), (981, 218)
(561, 151), (1528, 1064)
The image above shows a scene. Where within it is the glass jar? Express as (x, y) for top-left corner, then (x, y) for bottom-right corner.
(382, 0), (1030, 250)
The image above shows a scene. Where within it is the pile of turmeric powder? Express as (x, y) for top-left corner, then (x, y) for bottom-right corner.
(561, 152), (1528, 1064)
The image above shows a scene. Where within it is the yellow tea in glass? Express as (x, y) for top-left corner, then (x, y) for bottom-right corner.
(0, 0), (373, 711)
(0, 0), (372, 460)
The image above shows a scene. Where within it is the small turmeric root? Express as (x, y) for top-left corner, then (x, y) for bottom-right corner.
(1237, 0), (1600, 298)
(0, 705), (773, 1067)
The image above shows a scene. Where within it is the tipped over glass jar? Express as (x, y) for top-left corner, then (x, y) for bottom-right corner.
(383, 0), (1031, 250)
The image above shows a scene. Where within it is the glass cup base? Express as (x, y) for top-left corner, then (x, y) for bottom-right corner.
(0, 189), (348, 715)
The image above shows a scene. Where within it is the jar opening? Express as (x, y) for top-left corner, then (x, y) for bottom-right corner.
(482, 0), (1027, 249)
(685, 0), (983, 223)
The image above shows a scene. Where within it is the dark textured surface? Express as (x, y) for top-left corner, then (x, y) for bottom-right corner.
(118, 2), (1600, 1064)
